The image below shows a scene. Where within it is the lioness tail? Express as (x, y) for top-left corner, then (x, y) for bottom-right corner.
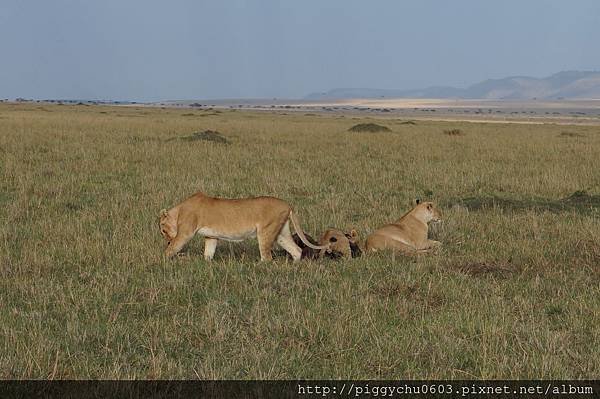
(289, 210), (329, 250)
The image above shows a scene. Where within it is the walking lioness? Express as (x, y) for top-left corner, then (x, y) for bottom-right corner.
(365, 200), (442, 253)
(159, 192), (327, 260)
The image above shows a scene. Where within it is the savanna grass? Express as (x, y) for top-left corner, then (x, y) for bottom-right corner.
(0, 103), (599, 379)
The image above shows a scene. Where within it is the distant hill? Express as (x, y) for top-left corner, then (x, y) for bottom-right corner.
(306, 71), (600, 100)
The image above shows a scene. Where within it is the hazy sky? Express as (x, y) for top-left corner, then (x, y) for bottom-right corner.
(2, 0), (599, 101)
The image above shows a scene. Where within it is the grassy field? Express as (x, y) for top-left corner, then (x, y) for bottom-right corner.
(1, 103), (599, 379)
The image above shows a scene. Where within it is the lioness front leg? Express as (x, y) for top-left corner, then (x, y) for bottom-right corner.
(204, 238), (218, 261)
(415, 240), (441, 252)
(426, 240), (441, 249)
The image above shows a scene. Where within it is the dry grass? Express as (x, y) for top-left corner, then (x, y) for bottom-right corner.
(0, 103), (599, 379)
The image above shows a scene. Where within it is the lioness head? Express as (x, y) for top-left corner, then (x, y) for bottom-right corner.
(415, 199), (442, 223)
(158, 209), (177, 244)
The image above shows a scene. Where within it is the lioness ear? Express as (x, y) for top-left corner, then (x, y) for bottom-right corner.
(415, 198), (421, 205)
(159, 209), (168, 218)
(349, 229), (358, 238)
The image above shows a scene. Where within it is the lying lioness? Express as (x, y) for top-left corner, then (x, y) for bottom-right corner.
(159, 192), (327, 260)
(292, 228), (362, 260)
(365, 200), (442, 253)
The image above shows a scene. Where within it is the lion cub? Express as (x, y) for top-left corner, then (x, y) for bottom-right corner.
(365, 200), (442, 253)
(292, 228), (362, 260)
(159, 192), (327, 261)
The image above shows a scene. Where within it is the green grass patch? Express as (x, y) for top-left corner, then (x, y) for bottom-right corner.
(456, 190), (600, 214)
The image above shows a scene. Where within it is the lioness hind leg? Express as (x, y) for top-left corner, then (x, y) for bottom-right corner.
(257, 218), (287, 261)
(366, 234), (415, 254)
(257, 231), (276, 261)
(204, 238), (218, 261)
(276, 221), (302, 261)
(365, 235), (386, 252)
(416, 240), (441, 252)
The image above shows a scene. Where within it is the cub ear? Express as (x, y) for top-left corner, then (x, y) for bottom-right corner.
(415, 198), (421, 205)
(349, 229), (358, 239)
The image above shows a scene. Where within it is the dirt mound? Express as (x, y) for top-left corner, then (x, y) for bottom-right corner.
(172, 130), (229, 144)
(348, 123), (391, 133)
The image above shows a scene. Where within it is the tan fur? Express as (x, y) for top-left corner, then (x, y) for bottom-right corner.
(158, 192), (327, 261)
(318, 228), (360, 259)
(365, 201), (442, 253)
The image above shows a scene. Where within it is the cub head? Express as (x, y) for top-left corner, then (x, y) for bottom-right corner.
(319, 228), (362, 259)
(414, 199), (442, 223)
(158, 209), (177, 244)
